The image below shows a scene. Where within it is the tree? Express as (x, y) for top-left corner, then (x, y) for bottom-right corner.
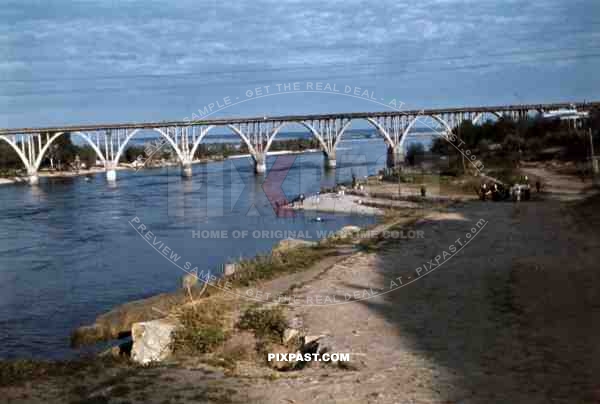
(0, 141), (24, 174)
(78, 145), (99, 168)
(42, 132), (77, 170)
(406, 142), (425, 166)
(589, 107), (600, 137)
(122, 145), (145, 163)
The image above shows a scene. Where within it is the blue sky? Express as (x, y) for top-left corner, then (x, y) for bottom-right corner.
(1, 0), (599, 128)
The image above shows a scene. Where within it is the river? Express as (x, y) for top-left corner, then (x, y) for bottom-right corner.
(0, 137), (388, 359)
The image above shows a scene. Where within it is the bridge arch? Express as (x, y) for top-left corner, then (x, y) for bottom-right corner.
(398, 114), (453, 152)
(113, 128), (184, 165)
(472, 111), (503, 125)
(0, 135), (33, 172)
(33, 131), (107, 171)
(264, 121), (327, 154)
(188, 124), (258, 162)
(333, 118), (394, 150)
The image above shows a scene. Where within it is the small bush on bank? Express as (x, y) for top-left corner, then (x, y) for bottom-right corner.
(238, 305), (287, 343)
(171, 301), (229, 354)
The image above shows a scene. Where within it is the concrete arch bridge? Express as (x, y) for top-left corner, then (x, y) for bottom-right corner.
(0, 101), (595, 184)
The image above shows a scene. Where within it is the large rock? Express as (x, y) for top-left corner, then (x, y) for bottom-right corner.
(131, 318), (179, 365)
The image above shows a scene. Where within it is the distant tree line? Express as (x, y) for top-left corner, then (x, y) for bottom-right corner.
(426, 107), (600, 175)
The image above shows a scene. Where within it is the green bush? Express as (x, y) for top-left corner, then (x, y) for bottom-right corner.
(238, 306), (287, 342)
(171, 302), (228, 354)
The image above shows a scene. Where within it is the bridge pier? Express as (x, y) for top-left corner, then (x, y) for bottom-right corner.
(387, 144), (404, 168)
(181, 161), (193, 178)
(104, 162), (117, 182)
(27, 169), (39, 185)
(106, 169), (117, 182)
(253, 153), (267, 174)
(324, 151), (336, 169)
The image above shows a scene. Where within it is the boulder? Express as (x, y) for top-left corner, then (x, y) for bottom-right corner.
(131, 318), (179, 365)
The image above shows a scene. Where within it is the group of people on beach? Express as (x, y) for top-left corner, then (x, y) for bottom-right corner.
(479, 176), (542, 202)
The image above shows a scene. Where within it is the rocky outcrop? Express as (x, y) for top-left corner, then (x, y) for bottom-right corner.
(131, 318), (179, 365)
(71, 286), (205, 347)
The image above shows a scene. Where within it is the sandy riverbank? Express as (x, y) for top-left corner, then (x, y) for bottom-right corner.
(292, 192), (422, 215)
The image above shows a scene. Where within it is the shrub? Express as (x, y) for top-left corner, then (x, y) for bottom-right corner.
(171, 301), (228, 354)
(238, 306), (287, 342)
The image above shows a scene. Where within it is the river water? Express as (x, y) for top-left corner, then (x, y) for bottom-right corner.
(0, 138), (388, 359)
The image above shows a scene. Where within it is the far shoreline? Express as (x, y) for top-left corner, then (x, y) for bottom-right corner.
(0, 148), (322, 186)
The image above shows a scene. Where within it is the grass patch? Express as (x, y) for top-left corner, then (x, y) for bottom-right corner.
(228, 246), (334, 287)
(238, 305), (287, 343)
(0, 356), (127, 387)
(171, 301), (229, 354)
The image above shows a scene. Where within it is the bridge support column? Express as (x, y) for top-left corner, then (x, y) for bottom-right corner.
(254, 154), (267, 174)
(105, 163), (117, 182)
(181, 161), (193, 178)
(387, 144), (404, 169)
(27, 169), (39, 185)
(324, 151), (336, 169)
(106, 169), (116, 182)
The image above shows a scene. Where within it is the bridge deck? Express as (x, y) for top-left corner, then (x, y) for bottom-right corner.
(0, 101), (597, 135)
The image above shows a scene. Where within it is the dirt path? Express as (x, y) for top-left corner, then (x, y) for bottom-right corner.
(229, 168), (599, 403)
(521, 166), (592, 200)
